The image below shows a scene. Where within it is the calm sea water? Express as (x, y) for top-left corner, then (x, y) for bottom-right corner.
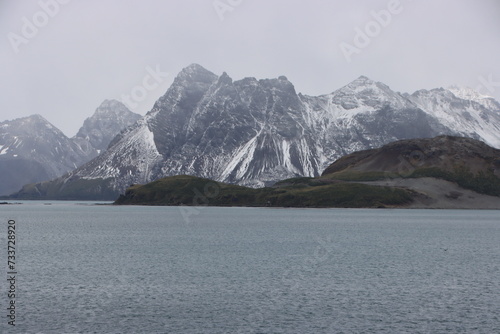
(0, 202), (499, 333)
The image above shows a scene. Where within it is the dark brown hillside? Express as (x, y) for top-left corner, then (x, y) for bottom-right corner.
(321, 136), (500, 199)
(323, 136), (500, 178)
(114, 136), (500, 209)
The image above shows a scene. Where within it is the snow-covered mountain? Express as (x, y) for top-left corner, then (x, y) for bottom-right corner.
(17, 64), (500, 199)
(74, 99), (141, 152)
(447, 85), (500, 111)
(0, 101), (141, 196)
(299, 75), (449, 167)
(405, 88), (500, 147)
(0, 115), (95, 195)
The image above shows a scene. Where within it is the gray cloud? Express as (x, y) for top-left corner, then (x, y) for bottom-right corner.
(1, 0), (499, 136)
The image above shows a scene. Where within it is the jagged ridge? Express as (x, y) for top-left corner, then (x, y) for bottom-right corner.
(114, 136), (500, 209)
(0, 100), (141, 195)
(9, 64), (500, 199)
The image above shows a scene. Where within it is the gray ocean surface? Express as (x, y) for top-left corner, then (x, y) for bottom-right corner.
(1, 202), (499, 334)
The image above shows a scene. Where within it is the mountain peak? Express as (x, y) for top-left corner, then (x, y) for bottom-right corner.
(0, 112), (98, 196)
(174, 63), (218, 85)
(217, 71), (233, 85)
(446, 85), (500, 111)
(94, 99), (132, 116)
(339, 76), (382, 92)
(180, 63), (214, 76)
(328, 75), (412, 110)
(355, 75), (372, 81)
(5, 114), (56, 134)
(94, 99), (132, 115)
(344, 75), (376, 87)
(24, 114), (49, 123)
(6, 114), (54, 129)
(98, 99), (127, 108)
(447, 85), (492, 101)
(184, 63), (207, 71)
(10, 65), (500, 200)
(75, 100), (141, 151)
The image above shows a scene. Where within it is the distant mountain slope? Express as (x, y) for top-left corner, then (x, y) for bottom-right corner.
(74, 99), (141, 152)
(0, 100), (140, 196)
(322, 135), (500, 207)
(114, 136), (500, 209)
(9, 64), (500, 200)
(447, 85), (500, 111)
(406, 88), (500, 147)
(0, 115), (95, 195)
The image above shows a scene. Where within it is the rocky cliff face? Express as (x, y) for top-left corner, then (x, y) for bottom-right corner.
(74, 99), (141, 152)
(405, 88), (500, 147)
(0, 101), (141, 195)
(9, 64), (500, 199)
(0, 115), (94, 195)
(114, 136), (500, 209)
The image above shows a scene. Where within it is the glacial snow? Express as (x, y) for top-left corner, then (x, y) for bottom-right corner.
(60, 67), (500, 194)
(408, 88), (500, 148)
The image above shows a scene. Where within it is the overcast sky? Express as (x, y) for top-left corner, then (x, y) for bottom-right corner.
(1, 0), (499, 136)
